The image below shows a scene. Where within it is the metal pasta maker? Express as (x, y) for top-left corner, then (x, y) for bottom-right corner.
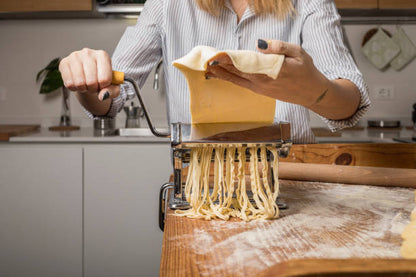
(111, 71), (292, 230)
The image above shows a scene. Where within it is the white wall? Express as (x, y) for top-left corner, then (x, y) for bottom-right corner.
(0, 18), (168, 128)
(0, 19), (415, 128)
(310, 24), (416, 127)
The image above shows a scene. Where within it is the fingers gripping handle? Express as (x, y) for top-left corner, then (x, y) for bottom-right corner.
(111, 71), (170, 138)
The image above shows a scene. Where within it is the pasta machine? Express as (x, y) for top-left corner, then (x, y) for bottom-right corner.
(111, 72), (292, 230)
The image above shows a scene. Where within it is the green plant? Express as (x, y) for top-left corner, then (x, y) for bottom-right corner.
(36, 57), (64, 94)
(36, 57), (73, 127)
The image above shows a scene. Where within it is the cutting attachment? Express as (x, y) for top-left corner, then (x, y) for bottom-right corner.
(168, 121), (291, 206)
(112, 72), (292, 230)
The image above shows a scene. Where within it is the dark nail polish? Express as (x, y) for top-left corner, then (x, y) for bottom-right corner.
(209, 60), (219, 66)
(102, 91), (110, 101)
(258, 39), (268, 50)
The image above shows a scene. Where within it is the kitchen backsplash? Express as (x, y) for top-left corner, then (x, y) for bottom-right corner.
(0, 18), (168, 129)
(310, 24), (416, 128)
(0, 18), (415, 128)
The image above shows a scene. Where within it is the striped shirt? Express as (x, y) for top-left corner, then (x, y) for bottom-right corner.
(104, 0), (370, 143)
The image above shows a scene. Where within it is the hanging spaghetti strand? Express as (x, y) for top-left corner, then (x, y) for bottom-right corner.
(176, 145), (280, 220)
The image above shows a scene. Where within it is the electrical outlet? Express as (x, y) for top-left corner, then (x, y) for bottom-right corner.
(374, 86), (395, 100)
(0, 87), (6, 102)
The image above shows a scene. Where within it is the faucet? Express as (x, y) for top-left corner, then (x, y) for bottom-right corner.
(153, 59), (163, 90)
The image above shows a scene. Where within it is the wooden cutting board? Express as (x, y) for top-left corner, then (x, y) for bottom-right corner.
(0, 125), (40, 141)
(160, 180), (416, 276)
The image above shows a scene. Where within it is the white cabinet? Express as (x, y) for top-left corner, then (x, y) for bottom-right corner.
(0, 145), (83, 277)
(83, 144), (171, 277)
(0, 142), (171, 277)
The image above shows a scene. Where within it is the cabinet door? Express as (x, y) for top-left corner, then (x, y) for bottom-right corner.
(379, 0), (416, 9)
(0, 145), (83, 277)
(0, 0), (92, 12)
(335, 0), (378, 9)
(84, 144), (171, 277)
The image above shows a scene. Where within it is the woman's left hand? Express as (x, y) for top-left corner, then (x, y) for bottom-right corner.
(205, 39), (330, 109)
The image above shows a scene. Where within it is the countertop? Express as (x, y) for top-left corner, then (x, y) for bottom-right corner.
(6, 127), (170, 143)
(2, 126), (415, 144)
(316, 126), (415, 143)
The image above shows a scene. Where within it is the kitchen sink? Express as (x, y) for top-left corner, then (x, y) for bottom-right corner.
(115, 128), (170, 137)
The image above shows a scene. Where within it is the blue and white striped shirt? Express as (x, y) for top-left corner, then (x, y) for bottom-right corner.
(106, 0), (370, 143)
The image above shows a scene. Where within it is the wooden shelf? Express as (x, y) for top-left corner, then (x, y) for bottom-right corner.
(379, 0), (416, 9)
(0, 0), (92, 13)
(335, 0), (378, 9)
(336, 0), (416, 12)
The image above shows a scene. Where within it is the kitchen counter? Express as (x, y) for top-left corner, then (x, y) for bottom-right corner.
(6, 127), (170, 143)
(160, 180), (415, 276)
(2, 126), (415, 144)
(316, 126), (416, 143)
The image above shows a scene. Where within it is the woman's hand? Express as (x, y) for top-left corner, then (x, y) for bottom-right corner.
(205, 39), (360, 120)
(59, 48), (120, 115)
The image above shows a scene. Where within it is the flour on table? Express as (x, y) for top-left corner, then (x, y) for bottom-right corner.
(169, 181), (414, 276)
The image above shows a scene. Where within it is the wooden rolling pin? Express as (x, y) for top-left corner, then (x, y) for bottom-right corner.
(279, 162), (416, 188)
(176, 163), (416, 188)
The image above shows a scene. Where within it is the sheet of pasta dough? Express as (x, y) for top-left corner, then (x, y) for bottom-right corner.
(173, 46), (284, 124)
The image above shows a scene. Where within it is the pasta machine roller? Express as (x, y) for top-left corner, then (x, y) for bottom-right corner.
(111, 72), (292, 230)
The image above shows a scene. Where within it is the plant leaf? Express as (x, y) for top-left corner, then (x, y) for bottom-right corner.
(36, 69), (47, 82)
(36, 57), (61, 82)
(39, 69), (64, 94)
(45, 58), (61, 71)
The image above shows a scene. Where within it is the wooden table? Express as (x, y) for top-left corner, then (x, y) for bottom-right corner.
(160, 180), (416, 276)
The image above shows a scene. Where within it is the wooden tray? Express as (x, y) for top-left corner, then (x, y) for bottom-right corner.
(0, 124), (40, 141)
(160, 180), (416, 276)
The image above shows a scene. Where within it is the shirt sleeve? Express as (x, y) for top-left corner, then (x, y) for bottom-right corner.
(85, 0), (164, 119)
(300, 0), (371, 131)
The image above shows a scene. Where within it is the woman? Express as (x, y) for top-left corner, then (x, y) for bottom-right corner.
(59, 0), (370, 143)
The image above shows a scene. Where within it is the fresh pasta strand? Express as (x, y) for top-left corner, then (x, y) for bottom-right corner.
(260, 147), (279, 218)
(267, 147), (280, 200)
(175, 145), (280, 221)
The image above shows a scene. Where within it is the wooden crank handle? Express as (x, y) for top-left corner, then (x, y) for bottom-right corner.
(111, 71), (125, 85)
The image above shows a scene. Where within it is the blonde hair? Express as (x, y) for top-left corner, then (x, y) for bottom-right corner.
(195, 0), (295, 18)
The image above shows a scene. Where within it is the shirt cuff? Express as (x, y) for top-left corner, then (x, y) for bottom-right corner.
(82, 84), (131, 119)
(319, 72), (371, 132)
(105, 94), (124, 118)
